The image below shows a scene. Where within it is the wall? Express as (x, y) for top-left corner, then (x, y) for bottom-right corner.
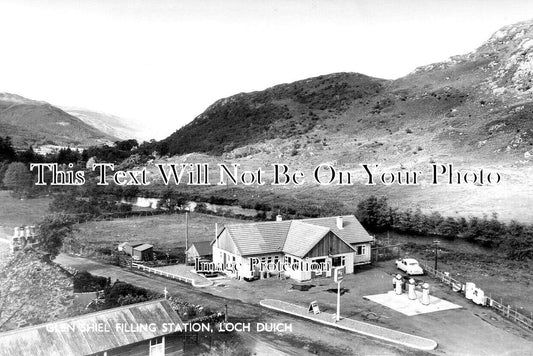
(353, 243), (371, 265)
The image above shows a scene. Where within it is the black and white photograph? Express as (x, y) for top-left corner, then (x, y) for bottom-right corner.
(0, 1), (532, 355)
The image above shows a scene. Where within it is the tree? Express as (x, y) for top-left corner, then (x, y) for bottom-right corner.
(501, 222), (533, 260)
(158, 189), (187, 211)
(38, 213), (77, 259)
(114, 139), (138, 152)
(355, 196), (392, 232)
(0, 136), (16, 162)
(2, 162), (33, 198)
(17, 146), (42, 165)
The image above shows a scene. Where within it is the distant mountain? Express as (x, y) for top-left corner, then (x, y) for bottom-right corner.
(62, 108), (149, 142)
(0, 93), (117, 149)
(160, 20), (533, 163)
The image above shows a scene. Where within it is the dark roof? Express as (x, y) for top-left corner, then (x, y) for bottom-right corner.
(123, 241), (144, 248)
(0, 299), (183, 356)
(189, 241), (213, 256)
(133, 243), (153, 251)
(218, 215), (372, 257)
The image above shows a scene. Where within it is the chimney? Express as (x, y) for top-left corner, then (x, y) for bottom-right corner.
(13, 227), (18, 237)
(336, 216), (344, 229)
(276, 215), (282, 222)
(25, 226), (31, 237)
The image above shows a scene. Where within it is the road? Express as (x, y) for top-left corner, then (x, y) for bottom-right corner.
(56, 254), (423, 356)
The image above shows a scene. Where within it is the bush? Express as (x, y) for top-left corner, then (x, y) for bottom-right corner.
(73, 271), (110, 293)
(105, 281), (152, 307)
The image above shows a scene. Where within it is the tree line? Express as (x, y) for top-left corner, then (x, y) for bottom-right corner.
(355, 196), (533, 261)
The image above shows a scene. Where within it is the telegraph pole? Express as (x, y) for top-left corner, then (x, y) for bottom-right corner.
(434, 240), (440, 271)
(185, 211), (189, 265)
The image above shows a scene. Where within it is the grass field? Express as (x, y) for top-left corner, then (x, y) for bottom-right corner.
(75, 212), (244, 252)
(0, 191), (51, 228)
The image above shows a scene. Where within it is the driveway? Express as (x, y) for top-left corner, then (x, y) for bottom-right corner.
(55, 254), (418, 356)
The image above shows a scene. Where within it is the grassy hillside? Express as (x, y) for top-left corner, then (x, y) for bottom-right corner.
(159, 21), (533, 164)
(63, 108), (149, 141)
(0, 93), (117, 148)
(138, 20), (533, 223)
(162, 73), (388, 155)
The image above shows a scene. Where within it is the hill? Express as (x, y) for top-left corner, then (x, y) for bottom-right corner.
(161, 20), (533, 163)
(162, 73), (388, 156)
(62, 108), (150, 142)
(149, 20), (533, 222)
(0, 93), (117, 149)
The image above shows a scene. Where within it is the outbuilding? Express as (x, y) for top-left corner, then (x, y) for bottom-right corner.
(186, 241), (213, 264)
(132, 243), (154, 261)
(0, 299), (185, 356)
(120, 241), (144, 255)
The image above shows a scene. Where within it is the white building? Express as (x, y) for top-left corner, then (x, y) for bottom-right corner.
(212, 215), (373, 282)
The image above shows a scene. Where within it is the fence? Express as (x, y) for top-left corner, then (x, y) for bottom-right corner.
(131, 262), (194, 285)
(371, 244), (402, 263)
(67, 209), (179, 224)
(418, 260), (533, 331)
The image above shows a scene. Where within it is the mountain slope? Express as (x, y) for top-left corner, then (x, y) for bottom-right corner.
(162, 73), (388, 155)
(0, 93), (117, 149)
(62, 108), (149, 142)
(160, 20), (533, 164)
(147, 19), (533, 223)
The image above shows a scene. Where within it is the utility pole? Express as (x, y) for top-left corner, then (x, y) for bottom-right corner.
(185, 211), (189, 265)
(434, 239), (440, 272)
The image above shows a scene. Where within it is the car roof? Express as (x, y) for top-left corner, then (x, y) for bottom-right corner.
(403, 258), (419, 263)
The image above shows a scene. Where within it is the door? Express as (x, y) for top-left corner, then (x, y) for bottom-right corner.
(150, 336), (165, 356)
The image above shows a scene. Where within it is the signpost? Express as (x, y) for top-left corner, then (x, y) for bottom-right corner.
(308, 300), (320, 314)
(333, 266), (345, 322)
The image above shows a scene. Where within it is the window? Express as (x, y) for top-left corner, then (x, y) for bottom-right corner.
(150, 336), (165, 356)
(357, 245), (367, 255)
(332, 256), (345, 266)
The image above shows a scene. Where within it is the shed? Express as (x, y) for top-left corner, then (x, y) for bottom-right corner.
(186, 241), (213, 264)
(132, 243), (154, 261)
(121, 241), (144, 256)
(0, 299), (185, 356)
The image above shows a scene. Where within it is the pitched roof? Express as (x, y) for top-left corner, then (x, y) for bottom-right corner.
(133, 243), (153, 251)
(189, 241), (213, 256)
(282, 221), (330, 257)
(218, 215), (371, 257)
(0, 300), (183, 356)
(301, 215), (371, 245)
(224, 220), (291, 255)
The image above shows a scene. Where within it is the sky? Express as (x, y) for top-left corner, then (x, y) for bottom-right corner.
(1, 0), (533, 140)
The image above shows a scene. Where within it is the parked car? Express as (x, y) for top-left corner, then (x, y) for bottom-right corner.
(395, 258), (424, 275)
